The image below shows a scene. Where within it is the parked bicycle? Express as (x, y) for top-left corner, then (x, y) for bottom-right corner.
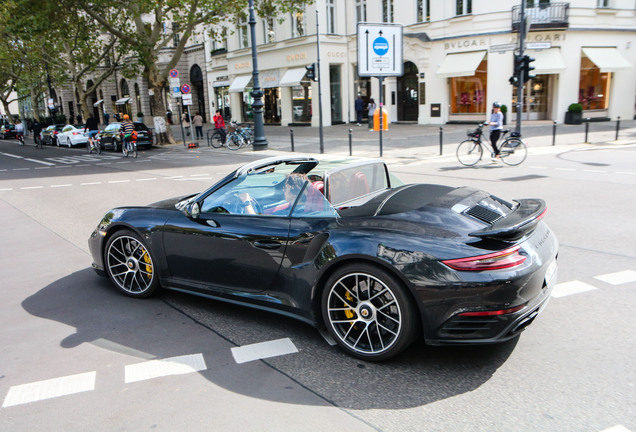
(456, 123), (527, 166)
(208, 128), (226, 148)
(226, 122), (254, 151)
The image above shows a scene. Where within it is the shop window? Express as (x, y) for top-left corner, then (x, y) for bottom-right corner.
(238, 18), (249, 48)
(450, 59), (487, 114)
(579, 56), (610, 110)
(356, 0), (367, 23)
(263, 18), (275, 43)
(291, 10), (305, 37)
(383, 0), (394, 23)
(291, 83), (312, 124)
(326, 0), (336, 34)
(417, 0), (430, 22)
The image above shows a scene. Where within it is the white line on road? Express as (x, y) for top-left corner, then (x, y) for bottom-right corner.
(108, 180), (130, 184)
(0, 152), (23, 159)
(231, 338), (299, 364)
(2, 371), (96, 408)
(24, 158), (55, 166)
(551, 281), (597, 298)
(20, 186), (43, 190)
(600, 426), (631, 432)
(51, 184), (73, 188)
(594, 270), (636, 285)
(80, 182), (102, 186)
(136, 178), (157, 181)
(584, 169), (607, 173)
(164, 175), (184, 179)
(0, 188), (13, 191)
(13, 168), (29, 171)
(35, 167), (52, 170)
(616, 171), (636, 175)
(124, 354), (207, 384)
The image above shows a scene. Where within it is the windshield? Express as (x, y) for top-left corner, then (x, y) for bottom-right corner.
(105, 123), (121, 132)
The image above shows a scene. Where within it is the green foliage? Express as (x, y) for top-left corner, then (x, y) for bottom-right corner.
(568, 103), (583, 113)
(500, 104), (508, 113)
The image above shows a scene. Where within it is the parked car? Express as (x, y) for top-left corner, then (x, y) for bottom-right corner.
(99, 122), (153, 152)
(0, 123), (17, 139)
(57, 124), (89, 148)
(88, 156), (558, 361)
(40, 124), (66, 146)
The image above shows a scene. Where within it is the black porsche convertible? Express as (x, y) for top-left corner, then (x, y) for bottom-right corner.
(88, 156), (558, 361)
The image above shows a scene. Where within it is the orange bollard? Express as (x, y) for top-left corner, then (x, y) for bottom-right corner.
(373, 108), (388, 131)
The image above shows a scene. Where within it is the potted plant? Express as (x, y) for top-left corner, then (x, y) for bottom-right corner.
(137, 111), (144, 122)
(500, 104), (508, 125)
(565, 103), (583, 125)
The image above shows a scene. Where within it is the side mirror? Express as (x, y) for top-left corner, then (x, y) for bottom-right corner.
(186, 201), (201, 219)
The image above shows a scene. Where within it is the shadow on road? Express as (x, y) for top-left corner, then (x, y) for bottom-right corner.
(23, 268), (518, 410)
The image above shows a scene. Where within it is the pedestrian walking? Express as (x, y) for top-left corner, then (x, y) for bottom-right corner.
(182, 109), (191, 136)
(193, 111), (204, 140)
(367, 98), (376, 130)
(488, 102), (504, 162)
(104, 112), (110, 124)
(354, 94), (364, 126)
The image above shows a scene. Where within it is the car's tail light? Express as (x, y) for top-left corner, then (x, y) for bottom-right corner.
(458, 303), (526, 316)
(442, 246), (526, 271)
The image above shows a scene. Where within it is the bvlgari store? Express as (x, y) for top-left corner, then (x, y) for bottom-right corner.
(429, 32), (635, 124)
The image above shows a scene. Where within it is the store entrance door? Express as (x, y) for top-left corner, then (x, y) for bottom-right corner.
(397, 62), (419, 121)
(264, 88), (280, 125)
(512, 74), (550, 121)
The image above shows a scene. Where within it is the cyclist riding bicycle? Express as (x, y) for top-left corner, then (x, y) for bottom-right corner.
(119, 114), (135, 150)
(84, 113), (99, 149)
(14, 119), (24, 143)
(488, 102), (504, 161)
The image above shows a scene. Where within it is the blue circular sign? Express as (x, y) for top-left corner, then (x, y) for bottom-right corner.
(373, 37), (389, 56)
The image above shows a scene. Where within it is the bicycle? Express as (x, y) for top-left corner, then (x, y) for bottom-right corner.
(35, 134), (43, 149)
(226, 122), (254, 151)
(87, 132), (102, 155)
(17, 133), (25, 146)
(456, 123), (527, 166)
(207, 128), (226, 148)
(122, 134), (137, 158)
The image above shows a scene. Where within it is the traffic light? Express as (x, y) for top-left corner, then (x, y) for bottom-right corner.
(509, 54), (523, 87)
(522, 55), (536, 83)
(305, 63), (317, 82)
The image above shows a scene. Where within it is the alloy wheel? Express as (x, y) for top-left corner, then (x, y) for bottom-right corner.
(106, 234), (156, 297)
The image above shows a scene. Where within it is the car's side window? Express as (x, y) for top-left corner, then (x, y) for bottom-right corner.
(291, 181), (338, 218)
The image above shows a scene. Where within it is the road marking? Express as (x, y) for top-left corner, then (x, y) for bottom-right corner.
(601, 426), (631, 432)
(80, 182), (102, 186)
(51, 184), (73, 188)
(584, 169), (607, 173)
(556, 168), (576, 171)
(551, 281), (597, 298)
(2, 371), (96, 408)
(594, 270), (636, 285)
(124, 353), (207, 384)
(35, 167), (52, 170)
(165, 175), (184, 179)
(0, 152), (23, 159)
(20, 186), (43, 190)
(13, 168), (29, 171)
(108, 180), (130, 184)
(617, 171), (636, 175)
(136, 177), (157, 181)
(0, 188), (13, 191)
(24, 158), (55, 166)
(190, 174), (209, 177)
(231, 338), (299, 364)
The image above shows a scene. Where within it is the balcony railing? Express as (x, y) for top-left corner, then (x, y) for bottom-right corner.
(512, 2), (569, 32)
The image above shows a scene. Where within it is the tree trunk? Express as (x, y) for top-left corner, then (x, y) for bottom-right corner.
(1, 99), (13, 121)
(29, 87), (42, 122)
(146, 67), (176, 145)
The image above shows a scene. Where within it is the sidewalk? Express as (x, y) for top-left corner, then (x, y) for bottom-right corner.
(165, 119), (636, 164)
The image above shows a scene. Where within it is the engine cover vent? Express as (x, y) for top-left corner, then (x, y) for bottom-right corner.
(465, 204), (505, 224)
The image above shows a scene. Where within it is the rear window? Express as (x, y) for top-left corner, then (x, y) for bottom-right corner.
(325, 161), (390, 205)
(105, 123), (121, 132)
(134, 123), (149, 131)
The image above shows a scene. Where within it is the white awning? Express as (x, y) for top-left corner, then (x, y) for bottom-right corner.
(529, 48), (566, 74)
(93, 99), (104, 107)
(229, 75), (252, 93)
(436, 51), (487, 77)
(582, 47), (633, 72)
(115, 97), (131, 105)
(279, 68), (308, 87)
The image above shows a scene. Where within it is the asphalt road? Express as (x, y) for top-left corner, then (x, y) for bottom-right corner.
(0, 138), (634, 432)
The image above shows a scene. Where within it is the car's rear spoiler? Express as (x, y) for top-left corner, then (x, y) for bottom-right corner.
(469, 199), (547, 240)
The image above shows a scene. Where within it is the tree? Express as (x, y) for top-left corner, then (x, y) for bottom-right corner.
(77, 0), (309, 144)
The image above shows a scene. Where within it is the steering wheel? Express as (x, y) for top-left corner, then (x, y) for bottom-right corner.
(230, 193), (263, 214)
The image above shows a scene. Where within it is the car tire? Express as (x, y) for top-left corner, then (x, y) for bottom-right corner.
(105, 230), (159, 298)
(67, 138), (72, 148)
(321, 263), (419, 361)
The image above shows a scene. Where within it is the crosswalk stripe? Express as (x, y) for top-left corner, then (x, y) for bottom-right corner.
(2, 371), (96, 408)
(600, 425), (631, 432)
(124, 353), (206, 384)
(551, 281), (597, 298)
(231, 338), (298, 364)
(594, 270), (636, 285)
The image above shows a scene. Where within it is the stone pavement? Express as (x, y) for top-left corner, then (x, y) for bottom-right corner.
(165, 119), (636, 165)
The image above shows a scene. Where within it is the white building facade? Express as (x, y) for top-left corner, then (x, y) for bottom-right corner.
(207, 0), (636, 127)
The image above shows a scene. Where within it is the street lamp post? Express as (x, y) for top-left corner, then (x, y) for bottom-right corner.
(248, 0), (268, 150)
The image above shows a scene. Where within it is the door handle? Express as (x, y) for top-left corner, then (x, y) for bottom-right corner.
(253, 240), (282, 250)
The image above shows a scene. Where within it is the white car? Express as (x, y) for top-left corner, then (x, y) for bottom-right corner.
(57, 124), (89, 147)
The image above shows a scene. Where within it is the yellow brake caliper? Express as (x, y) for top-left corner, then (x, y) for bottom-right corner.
(142, 251), (152, 279)
(344, 291), (355, 320)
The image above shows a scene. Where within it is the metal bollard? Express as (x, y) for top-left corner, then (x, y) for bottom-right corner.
(584, 118), (590, 143)
(615, 116), (621, 140)
(439, 126), (443, 155)
(552, 120), (557, 146)
(348, 129), (353, 156)
(290, 129), (295, 152)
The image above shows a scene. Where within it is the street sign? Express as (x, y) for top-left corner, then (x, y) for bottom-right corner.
(182, 94), (193, 105)
(169, 69), (179, 78)
(489, 43), (517, 53)
(527, 42), (551, 50)
(357, 23), (403, 77)
(181, 83), (191, 94)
